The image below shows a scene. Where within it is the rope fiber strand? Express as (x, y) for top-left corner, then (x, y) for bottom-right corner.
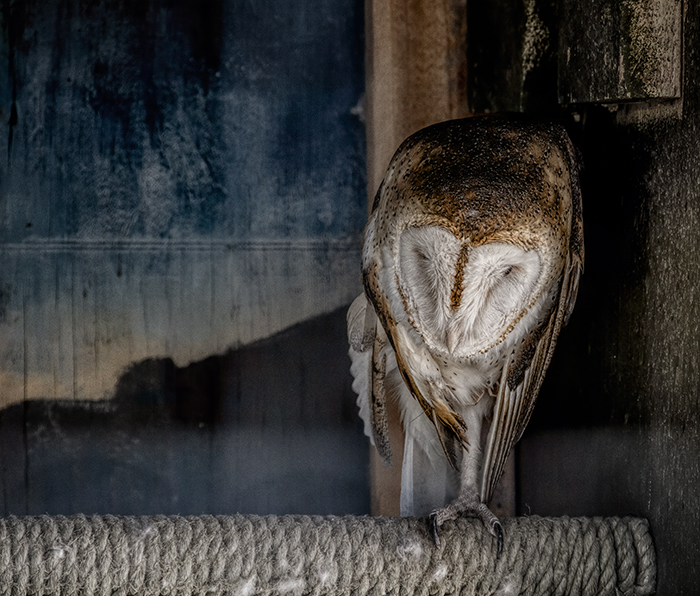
(0, 514), (655, 596)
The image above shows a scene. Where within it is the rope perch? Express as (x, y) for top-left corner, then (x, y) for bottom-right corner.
(0, 514), (655, 596)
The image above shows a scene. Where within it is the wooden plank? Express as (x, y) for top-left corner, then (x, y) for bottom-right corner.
(559, 0), (683, 103)
(365, 0), (469, 199)
(0, 404), (28, 515)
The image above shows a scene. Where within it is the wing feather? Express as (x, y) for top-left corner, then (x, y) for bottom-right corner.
(369, 326), (393, 465)
(347, 293), (377, 353)
(386, 318), (469, 469)
(480, 248), (583, 504)
(347, 293), (393, 466)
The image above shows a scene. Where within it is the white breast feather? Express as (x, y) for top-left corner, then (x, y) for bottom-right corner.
(391, 227), (550, 514)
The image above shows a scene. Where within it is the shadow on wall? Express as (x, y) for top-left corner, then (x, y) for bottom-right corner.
(0, 307), (370, 517)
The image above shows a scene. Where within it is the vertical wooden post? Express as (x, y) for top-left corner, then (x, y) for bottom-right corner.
(364, 0), (470, 516)
(365, 0), (469, 201)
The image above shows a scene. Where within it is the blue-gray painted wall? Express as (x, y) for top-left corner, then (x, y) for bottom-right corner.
(0, 0), (369, 515)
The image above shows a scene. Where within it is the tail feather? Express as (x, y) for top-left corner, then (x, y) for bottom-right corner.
(400, 429), (458, 517)
(395, 376), (458, 516)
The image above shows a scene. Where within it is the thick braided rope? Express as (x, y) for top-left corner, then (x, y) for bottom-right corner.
(0, 515), (655, 596)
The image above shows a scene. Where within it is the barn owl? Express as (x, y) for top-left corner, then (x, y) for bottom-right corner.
(347, 116), (583, 552)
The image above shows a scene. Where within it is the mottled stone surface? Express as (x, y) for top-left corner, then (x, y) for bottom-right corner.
(467, 0), (559, 113)
(559, 0), (682, 103)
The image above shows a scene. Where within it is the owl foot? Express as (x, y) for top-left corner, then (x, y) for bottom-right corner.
(429, 496), (503, 557)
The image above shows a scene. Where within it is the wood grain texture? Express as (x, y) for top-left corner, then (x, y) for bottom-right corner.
(365, 0), (468, 200)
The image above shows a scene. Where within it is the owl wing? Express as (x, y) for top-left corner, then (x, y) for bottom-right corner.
(479, 247), (583, 504)
(347, 293), (393, 466)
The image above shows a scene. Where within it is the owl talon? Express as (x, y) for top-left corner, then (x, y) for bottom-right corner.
(429, 512), (441, 547)
(494, 521), (504, 559)
(477, 504), (504, 558)
(429, 497), (503, 556)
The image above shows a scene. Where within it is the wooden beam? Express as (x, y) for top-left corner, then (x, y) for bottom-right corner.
(365, 0), (469, 202)
(364, 0), (470, 516)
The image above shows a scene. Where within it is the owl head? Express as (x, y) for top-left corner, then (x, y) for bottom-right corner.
(363, 116), (583, 362)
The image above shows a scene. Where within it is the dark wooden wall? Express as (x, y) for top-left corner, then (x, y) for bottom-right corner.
(468, 0), (697, 593)
(0, 0), (369, 516)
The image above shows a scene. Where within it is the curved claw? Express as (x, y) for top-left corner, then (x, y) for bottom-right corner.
(429, 513), (441, 547)
(428, 502), (502, 554)
(494, 521), (504, 559)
